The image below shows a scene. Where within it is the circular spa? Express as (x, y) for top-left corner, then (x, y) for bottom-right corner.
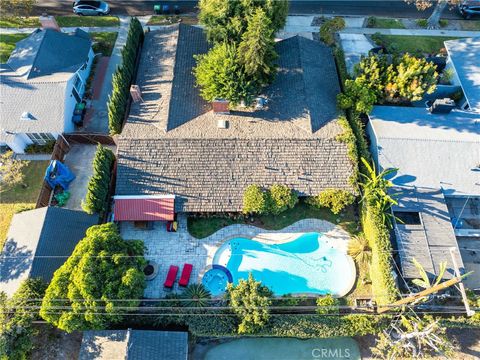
(201, 265), (233, 296)
(207, 232), (356, 296)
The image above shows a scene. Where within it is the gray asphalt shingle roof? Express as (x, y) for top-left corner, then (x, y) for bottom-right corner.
(79, 330), (188, 360)
(0, 207), (97, 296)
(444, 37), (480, 113)
(116, 25), (354, 212)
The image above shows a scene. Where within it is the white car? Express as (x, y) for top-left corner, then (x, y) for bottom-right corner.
(73, 1), (110, 16)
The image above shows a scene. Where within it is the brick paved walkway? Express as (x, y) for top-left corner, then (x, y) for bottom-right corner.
(119, 215), (351, 299)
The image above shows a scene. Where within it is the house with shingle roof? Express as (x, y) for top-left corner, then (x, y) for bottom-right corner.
(0, 28), (93, 153)
(114, 24), (355, 217)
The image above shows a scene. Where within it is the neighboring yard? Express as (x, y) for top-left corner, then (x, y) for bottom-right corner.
(91, 32), (118, 56)
(0, 161), (48, 250)
(0, 16), (119, 28)
(459, 20), (480, 31)
(147, 15), (198, 25)
(366, 17), (405, 29)
(0, 33), (28, 62)
(187, 199), (358, 239)
(371, 34), (459, 55)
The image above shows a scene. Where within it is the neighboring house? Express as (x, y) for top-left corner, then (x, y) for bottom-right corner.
(367, 106), (480, 288)
(114, 24), (355, 221)
(0, 28), (93, 153)
(0, 207), (97, 296)
(444, 37), (480, 112)
(79, 330), (188, 360)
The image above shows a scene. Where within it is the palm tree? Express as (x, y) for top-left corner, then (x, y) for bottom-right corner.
(181, 283), (211, 308)
(348, 234), (372, 265)
(412, 258), (446, 290)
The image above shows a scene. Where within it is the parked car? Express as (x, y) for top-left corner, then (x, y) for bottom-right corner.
(459, 1), (480, 19)
(73, 1), (110, 16)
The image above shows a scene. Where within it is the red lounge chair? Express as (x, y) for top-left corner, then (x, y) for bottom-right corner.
(179, 264), (193, 287)
(164, 265), (179, 288)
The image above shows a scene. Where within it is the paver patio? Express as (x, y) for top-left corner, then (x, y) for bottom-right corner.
(119, 216), (351, 298)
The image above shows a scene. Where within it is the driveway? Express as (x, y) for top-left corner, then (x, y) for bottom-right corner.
(339, 33), (374, 75)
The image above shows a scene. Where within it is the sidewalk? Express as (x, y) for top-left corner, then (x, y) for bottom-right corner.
(340, 27), (480, 37)
(0, 26), (119, 34)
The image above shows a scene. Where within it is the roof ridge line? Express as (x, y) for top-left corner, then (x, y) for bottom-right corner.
(296, 36), (314, 134)
(27, 29), (48, 80)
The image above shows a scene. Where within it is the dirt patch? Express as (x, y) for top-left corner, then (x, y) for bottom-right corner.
(31, 325), (82, 360)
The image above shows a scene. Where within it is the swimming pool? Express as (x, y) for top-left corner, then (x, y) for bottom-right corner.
(201, 265), (232, 296)
(208, 232), (355, 296)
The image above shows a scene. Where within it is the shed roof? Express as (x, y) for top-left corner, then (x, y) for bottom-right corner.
(369, 106), (480, 196)
(0, 207), (97, 296)
(444, 37), (480, 113)
(113, 195), (175, 221)
(79, 330), (188, 360)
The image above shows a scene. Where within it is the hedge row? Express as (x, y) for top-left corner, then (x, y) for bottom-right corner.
(108, 17), (144, 135)
(82, 144), (115, 214)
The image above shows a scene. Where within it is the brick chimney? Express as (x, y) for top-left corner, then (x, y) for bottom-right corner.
(212, 99), (230, 114)
(39, 14), (60, 32)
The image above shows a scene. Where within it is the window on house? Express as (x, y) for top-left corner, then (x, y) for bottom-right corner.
(26, 133), (55, 145)
(394, 211), (422, 225)
(74, 74), (83, 91)
(72, 87), (81, 102)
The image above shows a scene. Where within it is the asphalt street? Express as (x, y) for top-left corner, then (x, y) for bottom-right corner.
(34, 0), (464, 19)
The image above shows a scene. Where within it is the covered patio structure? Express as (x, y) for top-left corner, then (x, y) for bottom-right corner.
(113, 195), (175, 229)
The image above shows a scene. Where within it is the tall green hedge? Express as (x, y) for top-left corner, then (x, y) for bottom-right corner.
(108, 17), (144, 135)
(82, 145), (115, 214)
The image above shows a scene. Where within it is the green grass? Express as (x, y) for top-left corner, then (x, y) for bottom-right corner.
(366, 17), (405, 29)
(187, 199), (359, 239)
(147, 15), (198, 26)
(0, 16), (119, 28)
(460, 20), (480, 31)
(371, 34), (459, 56)
(91, 32), (118, 56)
(0, 161), (49, 249)
(0, 33), (28, 62)
(55, 16), (119, 28)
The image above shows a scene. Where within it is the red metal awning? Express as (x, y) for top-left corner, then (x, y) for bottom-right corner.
(113, 196), (175, 221)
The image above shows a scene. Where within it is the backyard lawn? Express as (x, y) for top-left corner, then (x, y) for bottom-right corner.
(371, 34), (459, 56)
(0, 161), (48, 250)
(91, 32), (118, 56)
(0, 33), (28, 62)
(0, 16), (119, 28)
(366, 17), (405, 29)
(147, 15), (198, 25)
(187, 199), (358, 239)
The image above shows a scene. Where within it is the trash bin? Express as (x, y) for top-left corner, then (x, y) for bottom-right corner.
(162, 4), (170, 14)
(154, 4), (161, 14)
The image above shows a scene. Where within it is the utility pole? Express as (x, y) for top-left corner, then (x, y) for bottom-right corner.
(377, 275), (465, 314)
(449, 247), (475, 317)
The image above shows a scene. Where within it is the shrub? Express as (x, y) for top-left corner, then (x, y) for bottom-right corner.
(439, 19), (448, 28)
(348, 234), (371, 265)
(40, 223), (146, 332)
(316, 295), (340, 314)
(0, 278), (47, 360)
(81, 144), (115, 214)
(337, 80), (376, 114)
(181, 284), (211, 308)
(366, 16), (377, 28)
(267, 184), (298, 215)
(416, 19), (428, 28)
(320, 17), (345, 46)
(308, 188), (355, 214)
(24, 140), (55, 154)
(108, 17), (144, 134)
(336, 116), (360, 186)
(227, 274), (273, 334)
(242, 184), (267, 214)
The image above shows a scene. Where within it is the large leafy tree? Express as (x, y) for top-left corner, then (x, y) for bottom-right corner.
(227, 274), (272, 334)
(0, 151), (28, 189)
(194, 43), (256, 106)
(40, 223), (146, 332)
(0, 279), (46, 360)
(354, 55), (389, 103)
(0, 0), (36, 17)
(238, 7), (277, 86)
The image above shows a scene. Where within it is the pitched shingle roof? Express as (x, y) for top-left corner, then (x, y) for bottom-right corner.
(79, 330), (188, 360)
(116, 138), (354, 212)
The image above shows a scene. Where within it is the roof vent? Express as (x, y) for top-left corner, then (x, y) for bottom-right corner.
(212, 99), (230, 114)
(217, 119), (228, 129)
(20, 112), (34, 121)
(429, 98), (455, 114)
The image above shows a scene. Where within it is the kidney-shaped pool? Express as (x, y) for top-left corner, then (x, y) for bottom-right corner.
(208, 232), (355, 296)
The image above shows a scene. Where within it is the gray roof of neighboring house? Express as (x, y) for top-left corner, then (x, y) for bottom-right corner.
(392, 187), (465, 279)
(122, 24), (343, 140)
(369, 106), (480, 196)
(116, 25), (354, 211)
(0, 29), (91, 141)
(116, 138), (355, 212)
(79, 330), (188, 360)
(444, 37), (480, 113)
(0, 207), (97, 296)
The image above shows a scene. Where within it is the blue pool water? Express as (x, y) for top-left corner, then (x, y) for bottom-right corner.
(210, 232), (355, 296)
(202, 266), (232, 296)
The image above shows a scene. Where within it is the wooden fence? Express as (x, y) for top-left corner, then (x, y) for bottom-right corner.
(64, 133), (116, 146)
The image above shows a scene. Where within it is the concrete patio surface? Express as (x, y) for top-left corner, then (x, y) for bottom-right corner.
(119, 216), (351, 299)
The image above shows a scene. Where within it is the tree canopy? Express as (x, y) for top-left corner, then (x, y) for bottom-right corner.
(40, 223), (146, 332)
